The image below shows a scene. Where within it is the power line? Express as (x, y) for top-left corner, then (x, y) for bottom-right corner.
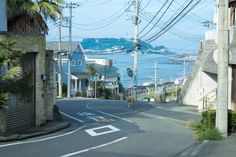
(139, 0), (174, 39)
(146, 0), (202, 43)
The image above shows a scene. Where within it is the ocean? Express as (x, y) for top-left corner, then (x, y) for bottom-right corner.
(88, 53), (193, 87)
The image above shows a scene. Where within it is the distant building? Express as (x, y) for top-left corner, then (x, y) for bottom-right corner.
(87, 62), (120, 98)
(46, 41), (90, 96)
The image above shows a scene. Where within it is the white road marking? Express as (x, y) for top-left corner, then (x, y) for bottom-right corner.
(0, 126), (86, 148)
(60, 137), (128, 157)
(85, 125), (120, 137)
(77, 112), (95, 117)
(60, 111), (84, 123)
(140, 112), (187, 124)
(86, 104), (134, 123)
(87, 116), (99, 122)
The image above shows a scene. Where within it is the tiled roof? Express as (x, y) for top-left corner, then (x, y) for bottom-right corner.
(91, 63), (120, 78)
(46, 41), (80, 53)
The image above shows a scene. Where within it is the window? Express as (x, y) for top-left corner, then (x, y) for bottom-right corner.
(71, 60), (76, 66)
(78, 60), (83, 66)
(62, 60), (67, 65)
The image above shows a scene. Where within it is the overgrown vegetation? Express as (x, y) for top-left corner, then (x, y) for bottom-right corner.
(188, 109), (236, 141)
(0, 37), (22, 110)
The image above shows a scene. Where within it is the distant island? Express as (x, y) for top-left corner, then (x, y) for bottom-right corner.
(80, 38), (174, 55)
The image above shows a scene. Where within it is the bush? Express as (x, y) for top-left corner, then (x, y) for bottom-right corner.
(62, 83), (67, 97)
(201, 109), (236, 133)
(201, 109), (216, 127)
(189, 109), (236, 141)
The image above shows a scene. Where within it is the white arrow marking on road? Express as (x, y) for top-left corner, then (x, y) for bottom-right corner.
(86, 104), (134, 123)
(87, 116), (99, 122)
(60, 111), (84, 123)
(77, 112), (95, 117)
(60, 137), (128, 157)
(85, 125), (120, 137)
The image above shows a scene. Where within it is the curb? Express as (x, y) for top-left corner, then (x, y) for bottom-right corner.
(175, 140), (209, 157)
(0, 122), (71, 142)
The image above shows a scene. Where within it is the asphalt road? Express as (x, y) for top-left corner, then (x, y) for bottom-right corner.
(0, 99), (200, 157)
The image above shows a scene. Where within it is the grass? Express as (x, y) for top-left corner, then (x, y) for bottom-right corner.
(187, 120), (223, 141)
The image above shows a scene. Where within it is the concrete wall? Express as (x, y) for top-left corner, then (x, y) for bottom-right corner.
(0, 32), (53, 129)
(45, 50), (56, 121)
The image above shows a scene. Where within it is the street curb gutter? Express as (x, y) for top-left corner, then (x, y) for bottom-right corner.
(175, 140), (209, 157)
(0, 122), (71, 142)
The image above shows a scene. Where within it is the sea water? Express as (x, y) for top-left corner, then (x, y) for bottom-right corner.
(88, 53), (193, 87)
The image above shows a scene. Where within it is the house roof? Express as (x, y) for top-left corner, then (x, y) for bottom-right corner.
(91, 63), (120, 78)
(46, 41), (80, 53)
(72, 71), (90, 79)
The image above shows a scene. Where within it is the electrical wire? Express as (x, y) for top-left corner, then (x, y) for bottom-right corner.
(146, 0), (202, 43)
(139, 0), (174, 38)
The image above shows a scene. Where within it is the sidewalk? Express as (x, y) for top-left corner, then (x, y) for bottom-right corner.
(177, 134), (236, 157)
(0, 121), (70, 142)
(197, 134), (236, 157)
(163, 102), (236, 157)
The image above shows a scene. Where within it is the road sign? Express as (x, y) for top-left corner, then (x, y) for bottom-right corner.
(127, 68), (133, 77)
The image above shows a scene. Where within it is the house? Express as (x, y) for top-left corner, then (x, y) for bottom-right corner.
(86, 58), (120, 98)
(46, 41), (90, 96)
(178, 1), (236, 112)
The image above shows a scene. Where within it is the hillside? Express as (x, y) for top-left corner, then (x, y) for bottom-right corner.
(80, 38), (173, 54)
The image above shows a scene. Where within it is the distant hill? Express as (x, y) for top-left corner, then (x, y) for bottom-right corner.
(80, 38), (173, 54)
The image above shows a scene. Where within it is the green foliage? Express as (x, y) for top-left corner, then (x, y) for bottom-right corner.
(0, 93), (8, 110)
(75, 91), (86, 97)
(86, 64), (96, 76)
(127, 96), (134, 103)
(104, 88), (112, 99)
(7, 0), (63, 34)
(193, 124), (223, 141)
(189, 109), (236, 141)
(0, 38), (22, 110)
(201, 109), (216, 127)
(62, 83), (67, 97)
(201, 109), (236, 133)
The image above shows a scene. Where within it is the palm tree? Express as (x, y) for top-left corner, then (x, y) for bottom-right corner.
(7, 0), (63, 34)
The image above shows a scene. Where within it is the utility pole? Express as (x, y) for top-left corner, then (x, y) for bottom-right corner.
(154, 59), (158, 93)
(133, 0), (140, 101)
(216, 0), (229, 137)
(183, 57), (186, 79)
(64, 2), (80, 98)
(57, 15), (62, 98)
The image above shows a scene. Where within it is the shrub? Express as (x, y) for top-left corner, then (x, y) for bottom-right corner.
(201, 109), (236, 133)
(201, 109), (216, 127)
(75, 91), (82, 97)
(189, 109), (236, 141)
(62, 83), (67, 97)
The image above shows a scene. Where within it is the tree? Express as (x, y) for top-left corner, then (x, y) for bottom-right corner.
(7, 0), (63, 34)
(86, 64), (96, 96)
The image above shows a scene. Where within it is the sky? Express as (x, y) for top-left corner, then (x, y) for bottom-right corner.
(46, 0), (216, 54)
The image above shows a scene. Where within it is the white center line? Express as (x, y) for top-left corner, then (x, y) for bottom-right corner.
(0, 126), (86, 148)
(60, 137), (128, 157)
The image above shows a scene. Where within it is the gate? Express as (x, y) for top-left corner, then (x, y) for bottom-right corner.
(5, 53), (36, 133)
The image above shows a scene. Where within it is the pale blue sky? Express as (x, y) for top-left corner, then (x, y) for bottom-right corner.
(46, 0), (216, 53)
